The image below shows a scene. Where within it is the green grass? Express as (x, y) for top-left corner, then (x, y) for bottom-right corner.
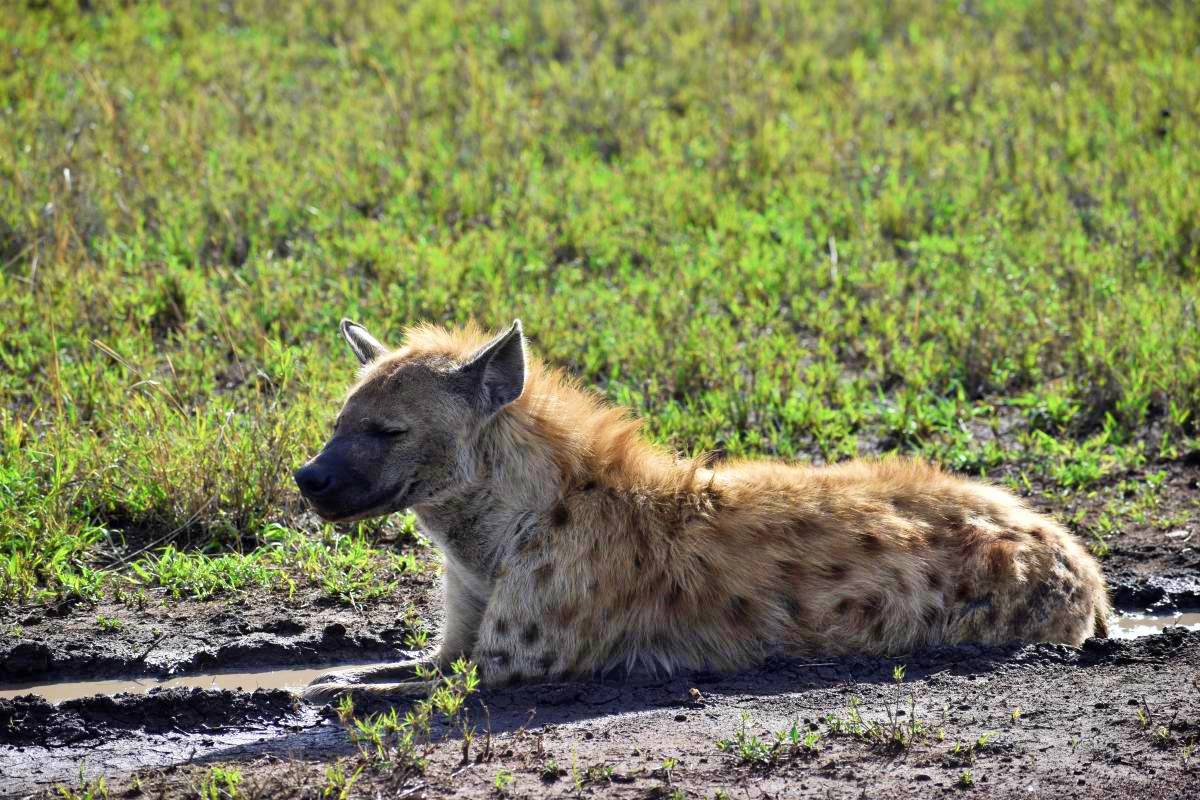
(2, 0), (1199, 603)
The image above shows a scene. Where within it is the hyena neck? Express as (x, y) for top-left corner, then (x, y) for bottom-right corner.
(415, 361), (697, 578)
(413, 412), (565, 580)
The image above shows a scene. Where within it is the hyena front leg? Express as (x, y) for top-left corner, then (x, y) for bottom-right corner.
(470, 564), (589, 686)
(302, 569), (490, 705)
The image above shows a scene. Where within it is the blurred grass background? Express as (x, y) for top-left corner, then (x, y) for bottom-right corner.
(1, 0), (1198, 603)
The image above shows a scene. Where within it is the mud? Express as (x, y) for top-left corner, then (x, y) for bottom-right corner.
(4, 630), (1198, 798)
(0, 582), (436, 682)
(0, 687), (299, 748)
(2, 457), (1198, 797)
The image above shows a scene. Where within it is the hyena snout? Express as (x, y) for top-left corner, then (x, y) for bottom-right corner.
(293, 461), (336, 499)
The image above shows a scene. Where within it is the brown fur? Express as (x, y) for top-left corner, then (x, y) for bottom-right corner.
(296, 321), (1110, 702)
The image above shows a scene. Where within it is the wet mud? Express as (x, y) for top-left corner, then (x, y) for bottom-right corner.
(3, 630), (1199, 798)
(1, 457), (1198, 797)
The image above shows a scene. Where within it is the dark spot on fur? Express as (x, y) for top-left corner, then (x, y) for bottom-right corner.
(870, 619), (886, 640)
(922, 605), (942, 628)
(1028, 527), (1050, 543)
(633, 556), (642, 570)
(514, 513), (541, 554)
(569, 642), (594, 674)
(777, 560), (807, 583)
(1007, 604), (1030, 629)
(859, 531), (884, 552)
(925, 568), (943, 591)
(821, 563), (849, 581)
(580, 481), (598, 492)
(537, 654), (556, 673)
(959, 526), (989, 554)
(550, 501), (570, 528)
(955, 581), (973, 602)
(554, 603), (579, 626)
(985, 603), (1000, 627)
(728, 596), (753, 626)
(961, 594), (994, 619)
(667, 580), (686, 608)
(782, 593), (804, 620)
(533, 562), (554, 587)
(862, 594), (884, 619)
(494, 617), (510, 636)
(988, 543), (1015, 577)
(835, 598), (855, 615)
(521, 623), (541, 645)
(1055, 551), (1080, 577)
(999, 530), (1023, 542)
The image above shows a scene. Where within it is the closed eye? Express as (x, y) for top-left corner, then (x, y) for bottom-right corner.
(371, 425), (409, 437)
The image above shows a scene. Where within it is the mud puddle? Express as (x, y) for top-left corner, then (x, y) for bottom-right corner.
(0, 661), (382, 703)
(1110, 609), (1200, 639)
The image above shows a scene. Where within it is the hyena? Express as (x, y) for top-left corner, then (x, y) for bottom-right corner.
(294, 319), (1110, 703)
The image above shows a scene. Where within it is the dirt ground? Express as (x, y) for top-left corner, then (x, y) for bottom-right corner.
(2, 456), (1199, 798)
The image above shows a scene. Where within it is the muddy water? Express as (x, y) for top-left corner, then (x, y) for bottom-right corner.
(1109, 610), (1200, 639)
(0, 662), (384, 703)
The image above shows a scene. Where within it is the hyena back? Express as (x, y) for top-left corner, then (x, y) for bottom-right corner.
(294, 320), (1109, 702)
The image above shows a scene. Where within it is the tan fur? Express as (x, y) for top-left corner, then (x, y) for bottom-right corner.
(297, 321), (1110, 702)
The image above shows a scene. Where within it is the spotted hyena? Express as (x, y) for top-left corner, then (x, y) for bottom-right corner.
(294, 319), (1110, 703)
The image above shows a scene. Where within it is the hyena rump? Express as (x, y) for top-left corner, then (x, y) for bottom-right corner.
(294, 319), (1110, 702)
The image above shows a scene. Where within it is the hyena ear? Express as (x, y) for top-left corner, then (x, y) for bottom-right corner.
(457, 320), (526, 414)
(340, 319), (386, 365)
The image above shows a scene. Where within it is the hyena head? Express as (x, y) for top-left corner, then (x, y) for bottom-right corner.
(294, 318), (526, 522)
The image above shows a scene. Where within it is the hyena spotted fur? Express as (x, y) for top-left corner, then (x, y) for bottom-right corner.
(294, 319), (1110, 703)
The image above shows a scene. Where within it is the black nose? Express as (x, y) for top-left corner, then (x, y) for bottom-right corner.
(294, 464), (333, 497)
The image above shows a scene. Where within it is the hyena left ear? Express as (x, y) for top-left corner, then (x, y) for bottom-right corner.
(340, 319), (386, 365)
(457, 320), (526, 414)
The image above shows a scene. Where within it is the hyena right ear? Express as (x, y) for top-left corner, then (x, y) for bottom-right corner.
(340, 319), (386, 365)
(456, 320), (526, 414)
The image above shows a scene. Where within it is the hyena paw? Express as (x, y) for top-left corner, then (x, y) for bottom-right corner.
(300, 680), (435, 706)
(301, 681), (354, 706)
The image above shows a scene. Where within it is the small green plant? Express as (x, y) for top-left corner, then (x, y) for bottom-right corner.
(540, 758), (562, 781)
(95, 614), (122, 633)
(717, 713), (775, 766)
(587, 764), (615, 784)
(958, 769), (975, 788)
(822, 664), (936, 752)
(717, 713), (824, 767)
(943, 732), (996, 767)
(320, 761), (363, 800)
(196, 766), (242, 800)
(1153, 726), (1172, 748)
(493, 768), (515, 794)
(53, 766), (110, 800)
